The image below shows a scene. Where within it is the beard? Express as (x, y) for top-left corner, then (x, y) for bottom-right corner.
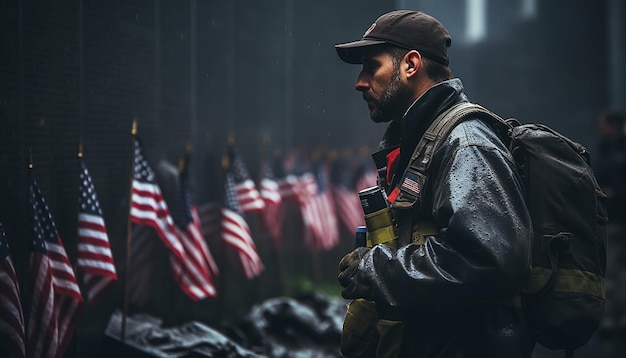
(367, 66), (410, 123)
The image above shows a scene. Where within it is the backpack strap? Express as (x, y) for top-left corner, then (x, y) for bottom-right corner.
(392, 101), (511, 245)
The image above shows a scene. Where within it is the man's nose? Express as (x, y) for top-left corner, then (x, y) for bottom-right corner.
(354, 75), (368, 92)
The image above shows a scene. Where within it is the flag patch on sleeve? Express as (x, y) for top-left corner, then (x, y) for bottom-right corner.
(400, 171), (421, 197)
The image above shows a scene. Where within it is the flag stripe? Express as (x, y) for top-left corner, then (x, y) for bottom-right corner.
(27, 254), (59, 358)
(76, 257), (117, 275)
(260, 176), (283, 245)
(0, 251), (25, 358)
(77, 228), (108, 242)
(45, 242), (83, 299)
(83, 273), (116, 303)
(166, 153), (218, 301)
(76, 244), (115, 262)
(56, 296), (82, 358)
(229, 148), (266, 214)
(220, 170), (264, 279)
(332, 186), (365, 234)
(188, 211), (218, 275)
(296, 168), (339, 250)
(199, 167), (264, 280)
(131, 205), (183, 255)
(127, 225), (156, 307)
(76, 164), (118, 304)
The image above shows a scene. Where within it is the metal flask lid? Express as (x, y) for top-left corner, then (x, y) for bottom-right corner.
(358, 185), (389, 215)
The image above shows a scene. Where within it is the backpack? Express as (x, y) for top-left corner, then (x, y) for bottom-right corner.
(391, 102), (608, 357)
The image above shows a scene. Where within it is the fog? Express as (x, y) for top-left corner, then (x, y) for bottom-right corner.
(0, 0), (624, 357)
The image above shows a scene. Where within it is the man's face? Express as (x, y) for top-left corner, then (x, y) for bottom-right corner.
(355, 47), (410, 123)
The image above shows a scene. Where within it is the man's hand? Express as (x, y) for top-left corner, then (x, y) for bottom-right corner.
(338, 246), (370, 299)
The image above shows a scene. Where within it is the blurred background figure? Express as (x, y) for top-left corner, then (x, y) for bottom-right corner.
(594, 109), (626, 358)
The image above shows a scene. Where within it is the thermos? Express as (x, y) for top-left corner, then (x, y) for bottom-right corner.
(358, 186), (399, 248)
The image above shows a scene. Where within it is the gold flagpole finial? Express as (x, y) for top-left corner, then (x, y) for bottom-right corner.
(227, 132), (235, 146)
(185, 140), (192, 154)
(78, 140), (84, 159)
(131, 118), (138, 136)
(28, 148), (33, 169)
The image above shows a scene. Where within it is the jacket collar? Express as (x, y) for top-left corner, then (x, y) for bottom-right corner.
(373, 78), (468, 187)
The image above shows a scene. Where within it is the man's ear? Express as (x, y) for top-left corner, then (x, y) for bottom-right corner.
(404, 50), (421, 77)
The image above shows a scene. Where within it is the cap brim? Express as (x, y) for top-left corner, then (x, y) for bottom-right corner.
(335, 39), (387, 64)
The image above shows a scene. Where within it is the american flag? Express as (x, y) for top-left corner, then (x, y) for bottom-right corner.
(0, 224), (25, 358)
(294, 172), (319, 244)
(222, 171), (264, 279)
(28, 176), (83, 358)
(302, 164), (339, 250)
(130, 137), (185, 262)
(76, 162), (117, 306)
(228, 147), (265, 214)
(330, 159), (365, 235)
(277, 151), (318, 207)
(127, 225), (158, 307)
(197, 202), (221, 244)
(277, 174), (302, 203)
(275, 154), (325, 248)
(259, 160), (283, 246)
(191, 207), (219, 277)
(169, 157), (217, 300)
(130, 138), (216, 301)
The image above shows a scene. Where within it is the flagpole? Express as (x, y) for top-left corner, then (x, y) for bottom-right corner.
(121, 119), (137, 343)
(217, 152), (229, 325)
(73, 139), (84, 358)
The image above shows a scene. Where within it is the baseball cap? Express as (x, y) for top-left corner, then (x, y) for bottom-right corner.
(335, 10), (452, 66)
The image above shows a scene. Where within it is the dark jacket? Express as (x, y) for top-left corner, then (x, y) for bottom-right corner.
(357, 79), (534, 357)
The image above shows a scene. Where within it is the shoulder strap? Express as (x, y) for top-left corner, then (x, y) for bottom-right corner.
(392, 101), (510, 244)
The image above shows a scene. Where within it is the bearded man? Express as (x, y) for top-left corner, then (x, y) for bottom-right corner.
(335, 10), (534, 358)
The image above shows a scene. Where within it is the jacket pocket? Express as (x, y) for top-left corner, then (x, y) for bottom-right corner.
(375, 318), (404, 357)
(341, 299), (378, 357)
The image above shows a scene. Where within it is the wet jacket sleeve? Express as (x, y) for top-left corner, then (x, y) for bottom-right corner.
(352, 119), (532, 312)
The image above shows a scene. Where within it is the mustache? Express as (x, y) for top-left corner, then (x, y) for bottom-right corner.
(362, 93), (375, 102)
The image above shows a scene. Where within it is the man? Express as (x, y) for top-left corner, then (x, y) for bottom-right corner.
(335, 10), (534, 357)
